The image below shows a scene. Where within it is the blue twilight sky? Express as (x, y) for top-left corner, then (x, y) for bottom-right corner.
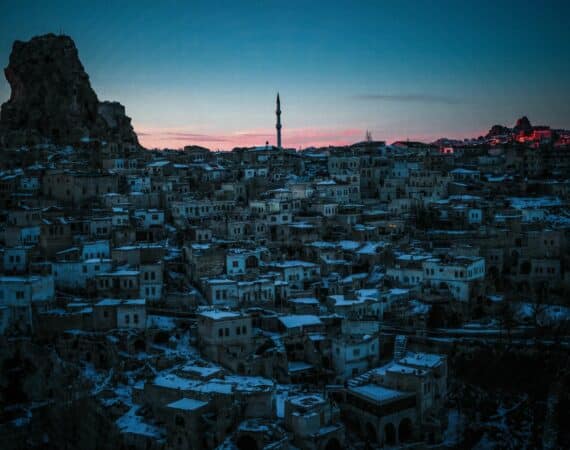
(1, 0), (569, 149)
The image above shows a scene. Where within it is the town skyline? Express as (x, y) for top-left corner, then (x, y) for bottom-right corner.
(1, 0), (569, 149)
(1, 7), (570, 447)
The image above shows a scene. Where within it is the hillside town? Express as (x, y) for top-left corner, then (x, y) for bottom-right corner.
(1, 34), (570, 450)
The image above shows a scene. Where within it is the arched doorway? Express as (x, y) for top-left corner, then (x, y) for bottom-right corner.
(384, 422), (396, 445)
(398, 418), (413, 443)
(237, 435), (258, 450)
(325, 437), (342, 450)
(365, 422), (377, 444)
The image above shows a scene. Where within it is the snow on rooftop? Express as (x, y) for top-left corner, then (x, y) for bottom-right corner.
(271, 260), (317, 268)
(307, 241), (337, 248)
(198, 310), (242, 320)
(180, 364), (222, 377)
(116, 406), (165, 439)
(166, 398), (208, 411)
(329, 295), (368, 307)
(146, 160), (170, 167)
(356, 288), (379, 299)
(288, 297), (319, 304)
(373, 361), (428, 377)
(409, 300), (431, 315)
(388, 288), (410, 296)
(288, 361), (314, 373)
(95, 298), (145, 307)
(509, 196), (562, 209)
(357, 242), (384, 255)
(147, 315), (176, 330)
(289, 222), (315, 229)
(450, 168), (479, 174)
(207, 278), (236, 285)
(154, 373), (201, 390)
(279, 314), (323, 329)
(349, 384), (405, 403)
(193, 382), (233, 395)
(399, 352), (444, 369)
(396, 253), (431, 261)
(289, 394), (325, 409)
(222, 375), (274, 392)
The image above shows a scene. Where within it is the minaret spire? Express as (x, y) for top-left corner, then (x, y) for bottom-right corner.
(276, 92), (282, 149)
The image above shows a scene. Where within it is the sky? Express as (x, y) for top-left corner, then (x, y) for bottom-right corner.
(1, 0), (569, 150)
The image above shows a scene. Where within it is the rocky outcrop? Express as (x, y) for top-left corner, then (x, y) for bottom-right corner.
(487, 124), (511, 137)
(97, 101), (139, 145)
(0, 33), (139, 147)
(513, 116), (532, 134)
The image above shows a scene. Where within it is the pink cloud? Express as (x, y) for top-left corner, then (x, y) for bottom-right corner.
(135, 126), (365, 150)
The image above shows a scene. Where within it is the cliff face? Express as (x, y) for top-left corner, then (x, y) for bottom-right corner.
(0, 33), (139, 147)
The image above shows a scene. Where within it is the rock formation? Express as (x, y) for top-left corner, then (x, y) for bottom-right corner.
(487, 124), (512, 137)
(513, 116), (532, 134)
(0, 33), (139, 147)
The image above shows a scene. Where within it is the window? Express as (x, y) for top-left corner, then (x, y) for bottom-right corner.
(236, 326), (241, 335)
(232, 261), (239, 268)
(133, 314), (139, 324)
(16, 291), (25, 300)
(218, 328), (223, 337)
(225, 328), (229, 337)
(125, 315), (130, 324)
(242, 326), (247, 334)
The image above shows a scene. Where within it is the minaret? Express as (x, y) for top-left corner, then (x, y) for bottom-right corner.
(276, 92), (282, 148)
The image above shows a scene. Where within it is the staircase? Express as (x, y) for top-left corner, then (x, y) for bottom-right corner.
(394, 334), (408, 361)
(347, 369), (375, 388)
(346, 335), (409, 389)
